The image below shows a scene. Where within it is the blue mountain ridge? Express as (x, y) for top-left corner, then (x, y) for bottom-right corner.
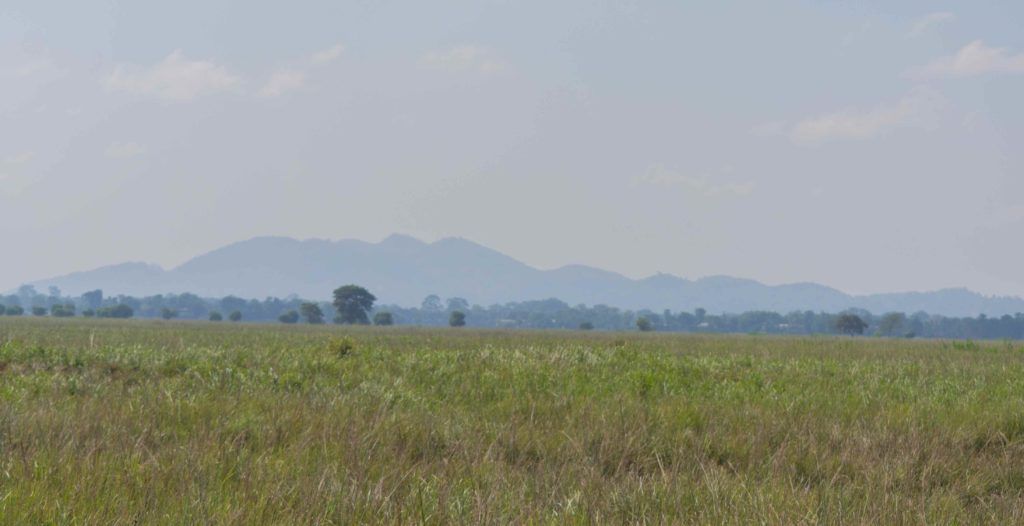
(25, 234), (1024, 317)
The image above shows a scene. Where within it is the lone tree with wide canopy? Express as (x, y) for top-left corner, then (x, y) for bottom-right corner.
(835, 313), (868, 336)
(333, 285), (376, 325)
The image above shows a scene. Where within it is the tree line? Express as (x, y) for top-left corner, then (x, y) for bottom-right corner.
(4, 285), (1024, 339)
(0, 285), (466, 328)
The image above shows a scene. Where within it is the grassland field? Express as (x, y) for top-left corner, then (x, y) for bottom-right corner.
(2, 317), (1024, 524)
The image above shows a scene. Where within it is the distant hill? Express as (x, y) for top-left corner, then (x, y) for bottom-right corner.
(24, 234), (1024, 317)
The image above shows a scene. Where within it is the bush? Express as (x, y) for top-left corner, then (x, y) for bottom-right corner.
(278, 311), (299, 324)
(636, 317), (653, 332)
(229, 311), (242, 322)
(6, 306), (24, 316)
(82, 309), (95, 318)
(327, 337), (354, 357)
(97, 305), (134, 319)
(373, 311), (394, 326)
(579, 322), (594, 331)
(51, 304), (76, 317)
(160, 307), (178, 320)
(209, 312), (223, 322)
(449, 311), (466, 327)
(32, 306), (47, 317)
(300, 303), (325, 324)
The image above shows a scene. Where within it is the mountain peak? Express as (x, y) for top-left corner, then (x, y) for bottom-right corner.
(381, 233), (424, 243)
(379, 233), (427, 249)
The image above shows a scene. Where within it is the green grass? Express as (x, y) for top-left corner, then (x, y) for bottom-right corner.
(2, 318), (1024, 524)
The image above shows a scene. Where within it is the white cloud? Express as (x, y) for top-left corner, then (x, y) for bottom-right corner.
(104, 142), (148, 159)
(910, 40), (1024, 79)
(421, 46), (507, 74)
(907, 12), (955, 38)
(635, 166), (755, 197)
(104, 50), (241, 101)
(789, 87), (945, 144)
(257, 70), (306, 98)
(310, 44), (344, 65)
(4, 151), (35, 165)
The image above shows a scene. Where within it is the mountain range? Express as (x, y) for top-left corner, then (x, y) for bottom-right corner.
(23, 234), (1024, 317)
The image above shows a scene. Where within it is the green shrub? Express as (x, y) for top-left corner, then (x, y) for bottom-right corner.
(327, 336), (354, 357)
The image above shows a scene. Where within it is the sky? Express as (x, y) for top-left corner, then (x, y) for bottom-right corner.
(1, 0), (1023, 297)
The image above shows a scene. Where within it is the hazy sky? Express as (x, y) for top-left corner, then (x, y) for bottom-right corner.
(2, 1), (1023, 297)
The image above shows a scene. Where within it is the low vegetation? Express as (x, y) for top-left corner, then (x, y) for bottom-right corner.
(6, 285), (1024, 339)
(2, 317), (1024, 523)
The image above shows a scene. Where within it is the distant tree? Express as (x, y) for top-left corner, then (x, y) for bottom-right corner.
(449, 310), (466, 327)
(421, 294), (443, 312)
(160, 307), (178, 320)
(220, 296), (248, 317)
(51, 304), (75, 317)
(333, 285), (376, 325)
(835, 314), (868, 336)
(579, 321), (594, 331)
(694, 308), (707, 324)
(373, 311), (394, 326)
(97, 304), (134, 319)
(446, 297), (469, 312)
(299, 302), (325, 324)
(0, 305), (5, 316)
(82, 309), (95, 318)
(877, 312), (907, 337)
(6, 306), (23, 316)
(32, 306), (47, 317)
(17, 285), (38, 307)
(82, 289), (103, 310)
(278, 310), (299, 324)
(636, 317), (653, 332)
(208, 311), (223, 322)
(228, 311), (243, 322)
(48, 286), (61, 299)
